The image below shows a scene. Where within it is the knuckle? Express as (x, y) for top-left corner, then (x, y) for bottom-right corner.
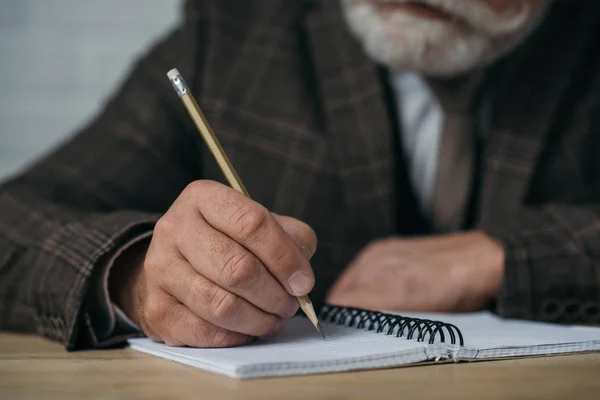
(222, 187), (245, 208)
(172, 225), (189, 251)
(365, 239), (386, 254)
(188, 281), (211, 309)
(190, 321), (213, 346)
(272, 294), (295, 317)
(231, 207), (269, 241)
(307, 223), (317, 240)
(163, 337), (183, 347)
(381, 237), (399, 247)
(154, 215), (178, 238)
(184, 180), (207, 197)
(210, 289), (243, 321)
(269, 250), (290, 269)
(389, 254), (406, 267)
(305, 228), (318, 250)
(152, 259), (180, 287)
(297, 219), (317, 240)
(144, 329), (162, 343)
(211, 328), (237, 348)
(223, 252), (258, 288)
(183, 180), (218, 209)
(258, 317), (279, 337)
(143, 298), (170, 329)
(143, 253), (160, 275)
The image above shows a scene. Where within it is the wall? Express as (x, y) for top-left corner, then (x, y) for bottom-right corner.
(0, 0), (181, 179)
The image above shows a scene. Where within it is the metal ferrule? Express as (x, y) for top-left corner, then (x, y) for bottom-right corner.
(169, 72), (189, 98)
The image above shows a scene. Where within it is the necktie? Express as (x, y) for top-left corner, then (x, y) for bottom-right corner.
(427, 72), (484, 233)
(429, 111), (474, 232)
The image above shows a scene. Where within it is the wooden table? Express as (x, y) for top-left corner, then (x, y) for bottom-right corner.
(1, 333), (600, 399)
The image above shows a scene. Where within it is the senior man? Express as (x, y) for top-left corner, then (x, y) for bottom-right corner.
(1, 0), (599, 350)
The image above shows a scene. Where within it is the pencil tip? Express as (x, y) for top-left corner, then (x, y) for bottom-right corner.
(317, 322), (326, 339)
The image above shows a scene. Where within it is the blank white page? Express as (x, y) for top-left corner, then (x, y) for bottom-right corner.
(398, 311), (600, 359)
(128, 316), (447, 378)
(128, 311), (600, 378)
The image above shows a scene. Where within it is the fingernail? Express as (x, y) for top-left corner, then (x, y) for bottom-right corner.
(268, 320), (286, 337)
(299, 246), (311, 260)
(288, 271), (312, 296)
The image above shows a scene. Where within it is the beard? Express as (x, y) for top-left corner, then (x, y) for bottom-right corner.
(340, 0), (549, 76)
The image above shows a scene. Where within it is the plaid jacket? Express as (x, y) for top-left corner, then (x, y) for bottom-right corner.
(1, 0), (600, 350)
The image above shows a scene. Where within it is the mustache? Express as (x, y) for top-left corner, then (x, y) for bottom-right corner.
(366, 0), (532, 35)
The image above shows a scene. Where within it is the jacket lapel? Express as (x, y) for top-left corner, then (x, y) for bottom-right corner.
(478, 1), (597, 226)
(301, 1), (597, 237)
(302, 1), (397, 244)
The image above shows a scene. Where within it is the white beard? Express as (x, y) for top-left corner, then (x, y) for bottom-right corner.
(340, 0), (548, 76)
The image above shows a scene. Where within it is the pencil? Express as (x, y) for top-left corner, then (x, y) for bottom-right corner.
(167, 68), (325, 339)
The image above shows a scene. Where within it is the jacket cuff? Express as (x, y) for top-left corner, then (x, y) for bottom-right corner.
(478, 207), (586, 322)
(86, 231), (153, 342)
(37, 210), (161, 350)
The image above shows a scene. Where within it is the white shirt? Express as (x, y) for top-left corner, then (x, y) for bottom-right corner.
(390, 70), (444, 218)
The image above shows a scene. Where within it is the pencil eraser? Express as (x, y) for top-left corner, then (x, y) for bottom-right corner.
(167, 68), (180, 80)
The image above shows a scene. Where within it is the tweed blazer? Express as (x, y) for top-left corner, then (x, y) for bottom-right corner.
(1, 0), (600, 350)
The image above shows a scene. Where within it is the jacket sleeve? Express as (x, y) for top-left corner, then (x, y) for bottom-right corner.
(481, 200), (600, 324)
(0, 1), (208, 350)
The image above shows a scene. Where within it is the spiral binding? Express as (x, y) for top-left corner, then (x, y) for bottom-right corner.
(319, 305), (464, 346)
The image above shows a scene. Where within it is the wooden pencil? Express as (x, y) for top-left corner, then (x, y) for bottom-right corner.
(166, 68), (324, 338)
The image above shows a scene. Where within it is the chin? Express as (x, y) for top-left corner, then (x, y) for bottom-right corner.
(340, 1), (535, 77)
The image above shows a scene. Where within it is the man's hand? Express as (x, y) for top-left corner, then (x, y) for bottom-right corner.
(110, 180), (317, 348)
(326, 231), (505, 312)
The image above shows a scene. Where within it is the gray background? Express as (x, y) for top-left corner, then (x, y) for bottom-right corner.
(0, 0), (181, 179)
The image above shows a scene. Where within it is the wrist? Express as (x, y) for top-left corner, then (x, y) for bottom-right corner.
(108, 239), (149, 326)
(472, 230), (505, 299)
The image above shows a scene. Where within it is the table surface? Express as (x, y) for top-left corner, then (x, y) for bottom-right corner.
(1, 333), (600, 399)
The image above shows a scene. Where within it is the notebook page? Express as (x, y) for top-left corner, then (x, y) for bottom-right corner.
(398, 311), (600, 359)
(128, 317), (448, 378)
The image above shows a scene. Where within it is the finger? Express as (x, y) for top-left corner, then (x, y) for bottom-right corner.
(137, 283), (169, 344)
(271, 213), (317, 259)
(326, 284), (359, 309)
(191, 181), (315, 297)
(159, 257), (284, 338)
(325, 266), (359, 307)
(168, 208), (299, 319)
(163, 303), (253, 348)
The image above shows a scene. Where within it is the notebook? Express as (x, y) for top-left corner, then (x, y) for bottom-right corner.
(127, 305), (600, 379)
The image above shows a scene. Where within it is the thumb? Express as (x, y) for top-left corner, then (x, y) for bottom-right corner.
(271, 213), (317, 260)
